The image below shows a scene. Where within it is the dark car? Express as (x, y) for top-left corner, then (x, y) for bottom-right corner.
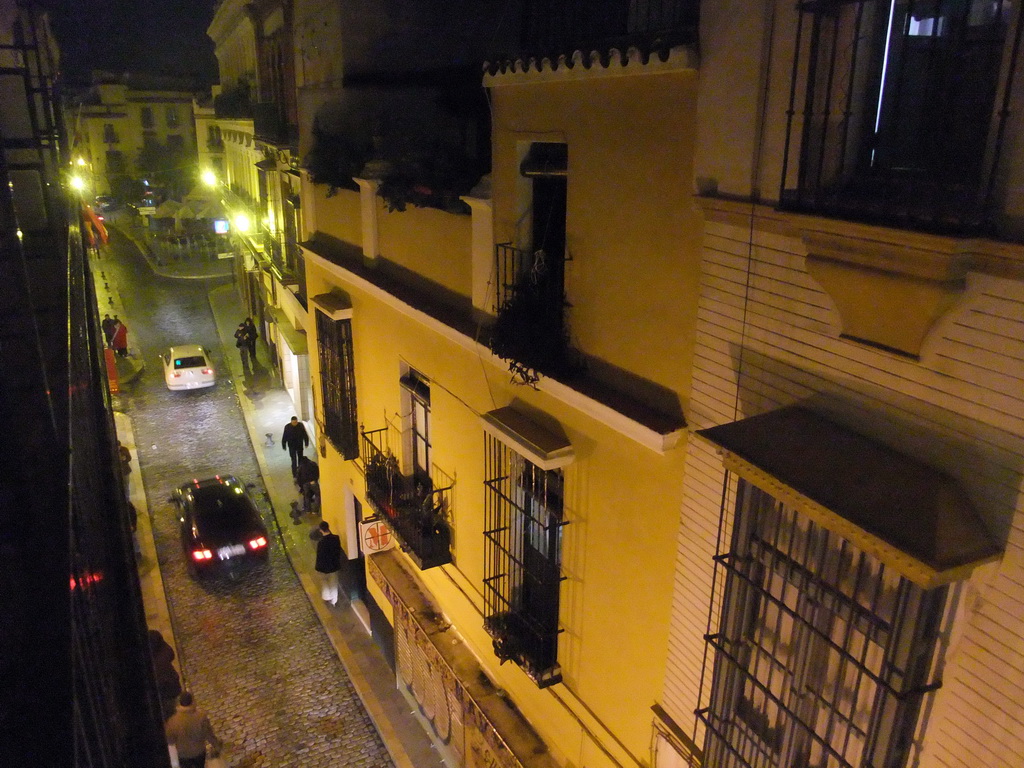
(173, 475), (270, 577)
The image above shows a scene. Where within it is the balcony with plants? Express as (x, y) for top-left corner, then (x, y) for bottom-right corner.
(302, 68), (490, 214)
(489, 243), (581, 386)
(361, 428), (452, 570)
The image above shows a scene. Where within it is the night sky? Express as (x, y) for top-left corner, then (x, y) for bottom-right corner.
(41, 0), (218, 87)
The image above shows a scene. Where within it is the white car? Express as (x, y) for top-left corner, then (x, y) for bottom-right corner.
(162, 344), (216, 390)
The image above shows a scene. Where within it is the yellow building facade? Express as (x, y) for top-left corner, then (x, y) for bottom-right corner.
(301, 47), (701, 768)
(71, 73), (197, 199)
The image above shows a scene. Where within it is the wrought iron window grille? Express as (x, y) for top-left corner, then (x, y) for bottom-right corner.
(482, 435), (566, 688)
(780, 0), (1023, 235)
(699, 478), (948, 768)
(315, 310), (359, 459)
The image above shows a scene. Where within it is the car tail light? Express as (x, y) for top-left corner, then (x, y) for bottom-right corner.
(172, 371), (181, 378)
(192, 549), (213, 561)
(248, 537), (267, 550)
(202, 367), (214, 375)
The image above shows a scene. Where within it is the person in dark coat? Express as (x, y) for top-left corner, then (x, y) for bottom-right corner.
(101, 313), (116, 346)
(233, 322), (250, 372)
(295, 455), (320, 513)
(314, 521), (342, 606)
(243, 317), (258, 360)
(281, 416), (309, 476)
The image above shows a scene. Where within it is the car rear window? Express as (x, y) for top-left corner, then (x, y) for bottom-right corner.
(193, 491), (258, 532)
(174, 355), (206, 369)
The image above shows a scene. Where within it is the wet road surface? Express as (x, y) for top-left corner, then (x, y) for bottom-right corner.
(104, 228), (394, 767)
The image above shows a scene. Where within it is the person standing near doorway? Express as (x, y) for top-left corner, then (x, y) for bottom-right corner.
(315, 521), (342, 606)
(281, 416), (309, 477)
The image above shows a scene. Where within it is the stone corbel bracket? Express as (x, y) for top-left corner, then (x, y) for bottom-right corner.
(799, 223), (975, 358)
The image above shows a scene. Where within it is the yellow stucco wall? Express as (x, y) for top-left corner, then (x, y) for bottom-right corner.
(305, 249), (687, 767)
(490, 70), (701, 410)
(377, 201), (474, 298)
(309, 186), (361, 245)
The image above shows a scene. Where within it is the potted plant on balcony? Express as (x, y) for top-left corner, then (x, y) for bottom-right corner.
(364, 449), (400, 517)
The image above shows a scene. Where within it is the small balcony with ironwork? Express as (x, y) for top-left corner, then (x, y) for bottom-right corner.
(489, 242), (579, 385)
(360, 428), (452, 570)
(253, 101), (297, 147)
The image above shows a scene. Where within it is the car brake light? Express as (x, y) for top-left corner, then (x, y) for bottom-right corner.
(192, 549), (213, 561)
(248, 537), (267, 550)
(202, 367), (214, 375)
(172, 371), (181, 377)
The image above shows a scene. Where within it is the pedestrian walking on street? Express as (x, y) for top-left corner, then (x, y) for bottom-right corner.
(281, 415), (309, 476)
(315, 521), (342, 606)
(110, 316), (129, 357)
(101, 313), (116, 346)
(165, 691), (223, 768)
(295, 455), (320, 514)
(233, 322), (250, 372)
(243, 317), (258, 360)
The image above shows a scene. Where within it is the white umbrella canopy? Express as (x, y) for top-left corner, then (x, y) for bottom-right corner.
(173, 203), (198, 220)
(196, 199), (228, 219)
(153, 199), (182, 218)
(185, 184), (217, 205)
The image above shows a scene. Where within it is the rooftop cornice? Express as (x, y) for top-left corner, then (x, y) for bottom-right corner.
(483, 44), (698, 86)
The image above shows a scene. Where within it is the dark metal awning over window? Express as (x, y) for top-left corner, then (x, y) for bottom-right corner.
(698, 406), (1001, 589)
(255, 158), (277, 170)
(482, 406), (573, 471)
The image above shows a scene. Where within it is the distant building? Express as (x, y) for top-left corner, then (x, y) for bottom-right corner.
(68, 70), (200, 201)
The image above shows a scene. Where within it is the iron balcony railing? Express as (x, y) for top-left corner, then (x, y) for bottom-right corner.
(491, 242), (576, 382)
(514, 0), (699, 63)
(361, 429), (452, 570)
(252, 101), (296, 146)
(779, 0), (1023, 236)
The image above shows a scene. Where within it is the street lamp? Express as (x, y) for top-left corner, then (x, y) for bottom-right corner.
(69, 175), (86, 193)
(233, 213), (251, 233)
(202, 169), (218, 188)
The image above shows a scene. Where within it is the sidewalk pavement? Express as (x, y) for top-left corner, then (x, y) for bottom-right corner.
(99, 228), (440, 768)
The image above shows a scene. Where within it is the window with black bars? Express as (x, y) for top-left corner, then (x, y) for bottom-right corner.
(482, 434), (565, 688)
(316, 309), (358, 459)
(780, 0), (1022, 235)
(699, 479), (948, 768)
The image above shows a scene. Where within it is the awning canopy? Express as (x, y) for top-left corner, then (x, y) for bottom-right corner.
(482, 406), (574, 471)
(311, 291), (353, 321)
(698, 406), (1001, 589)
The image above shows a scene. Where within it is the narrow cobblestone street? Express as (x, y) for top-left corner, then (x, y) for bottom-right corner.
(102, 225), (395, 767)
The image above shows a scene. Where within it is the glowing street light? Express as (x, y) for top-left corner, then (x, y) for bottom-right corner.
(202, 169), (218, 188)
(233, 213), (251, 233)
(69, 175), (86, 192)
